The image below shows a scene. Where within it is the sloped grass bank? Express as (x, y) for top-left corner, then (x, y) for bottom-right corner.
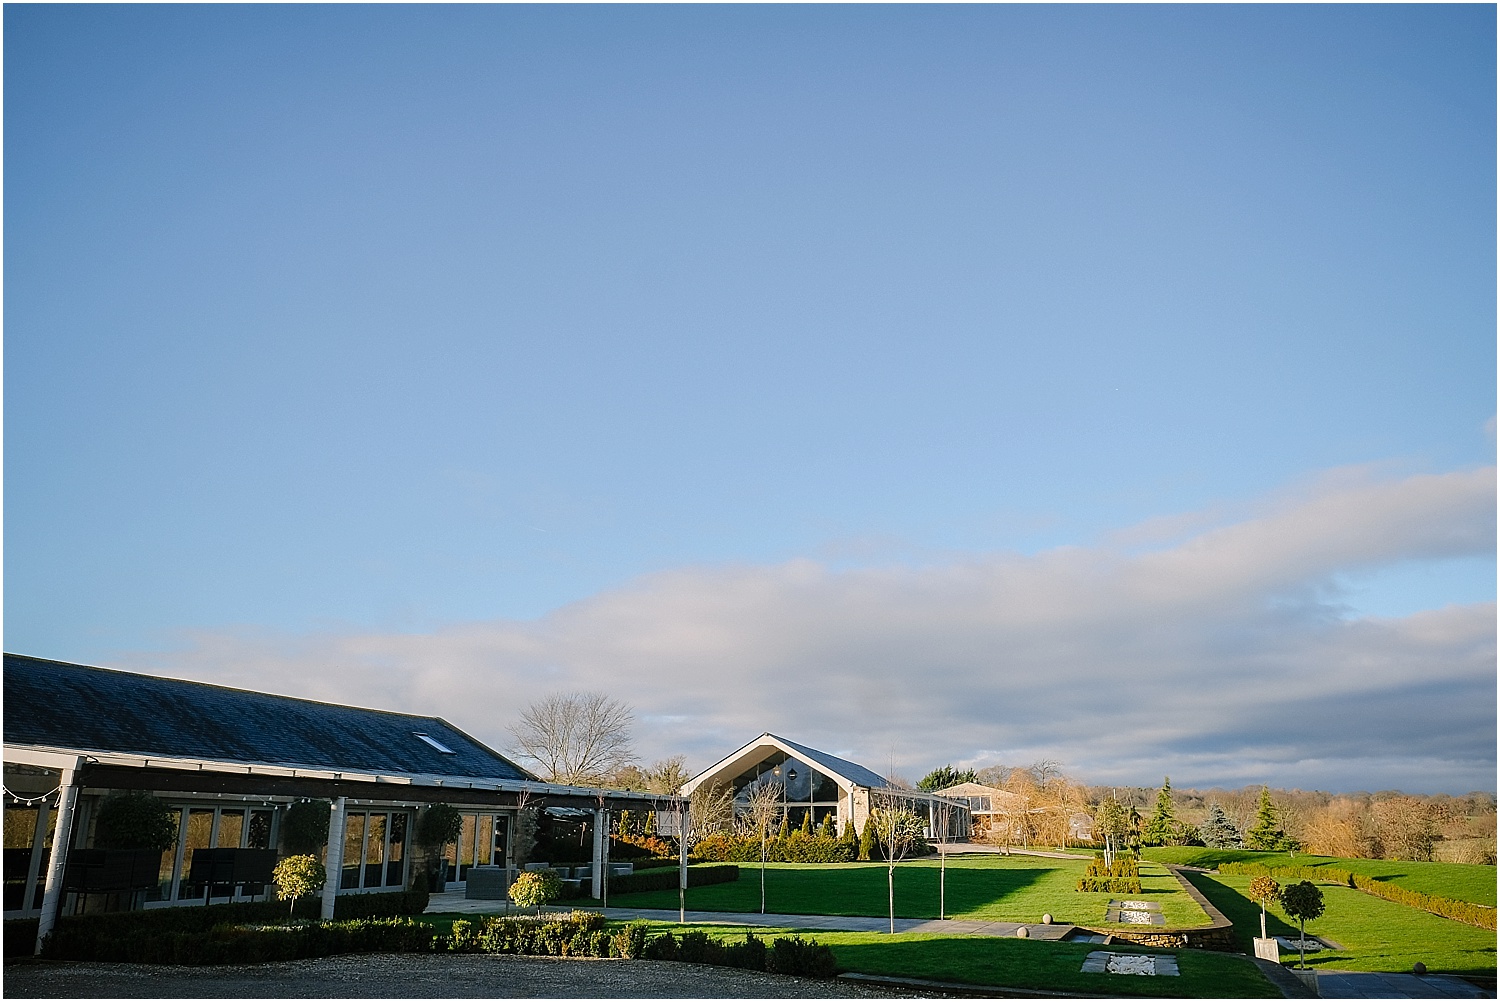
(1182, 870), (1496, 977)
(1144, 848), (1497, 906)
(604, 855), (1210, 929)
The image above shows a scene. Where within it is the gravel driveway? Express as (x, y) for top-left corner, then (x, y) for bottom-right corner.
(4, 954), (936, 999)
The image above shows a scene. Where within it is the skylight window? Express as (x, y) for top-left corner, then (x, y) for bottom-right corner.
(413, 732), (456, 754)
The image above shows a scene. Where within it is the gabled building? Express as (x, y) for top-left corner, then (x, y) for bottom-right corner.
(3, 654), (676, 952)
(682, 732), (969, 838)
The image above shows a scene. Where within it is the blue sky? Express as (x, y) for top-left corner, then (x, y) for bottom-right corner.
(6, 5), (1494, 792)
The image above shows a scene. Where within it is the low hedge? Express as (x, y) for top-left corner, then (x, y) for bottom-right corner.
(18, 887), (428, 958)
(448, 912), (645, 959)
(1219, 862), (1498, 932)
(693, 833), (857, 864)
(1077, 877), (1144, 893)
(1077, 853), (1141, 893)
(604, 864), (739, 896)
(644, 928), (837, 978)
(42, 917), (438, 965)
(445, 912), (833, 976)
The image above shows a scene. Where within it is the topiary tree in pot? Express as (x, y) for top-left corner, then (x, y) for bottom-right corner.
(1249, 875), (1280, 939)
(1279, 880), (1325, 970)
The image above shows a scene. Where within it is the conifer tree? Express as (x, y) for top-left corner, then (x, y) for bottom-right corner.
(777, 814), (790, 840)
(818, 814), (836, 839)
(800, 812), (813, 836)
(1194, 804), (1242, 852)
(1246, 787), (1296, 850)
(1141, 777), (1177, 847)
(1200, 802), (1243, 848)
(859, 815), (877, 861)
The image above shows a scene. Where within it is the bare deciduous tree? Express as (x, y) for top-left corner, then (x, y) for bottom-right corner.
(931, 796), (956, 920)
(689, 781), (734, 839)
(871, 785), (927, 933)
(645, 755), (692, 795)
(510, 691), (635, 785)
(739, 780), (784, 914)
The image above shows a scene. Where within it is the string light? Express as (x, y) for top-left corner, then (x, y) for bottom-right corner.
(3, 785), (60, 806)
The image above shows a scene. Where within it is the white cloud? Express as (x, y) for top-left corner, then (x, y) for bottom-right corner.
(121, 464), (1496, 793)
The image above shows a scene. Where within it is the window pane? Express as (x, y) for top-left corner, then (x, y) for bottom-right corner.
(386, 814), (407, 887)
(458, 815), (476, 879)
(365, 814), (386, 887)
(146, 809), (182, 901)
(216, 810), (244, 849)
(811, 770), (840, 803)
(247, 810), (273, 850)
(342, 814), (365, 889)
(476, 816), (493, 866)
(3, 806), (39, 910)
(181, 809), (213, 899)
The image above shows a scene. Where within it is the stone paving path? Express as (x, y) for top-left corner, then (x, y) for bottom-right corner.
(1314, 971), (1495, 999)
(427, 891), (1076, 940)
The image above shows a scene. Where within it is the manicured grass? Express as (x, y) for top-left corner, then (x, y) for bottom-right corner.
(420, 913), (1279, 997)
(601, 855), (1211, 930)
(1143, 847), (1498, 906)
(1182, 870), (1497, 977)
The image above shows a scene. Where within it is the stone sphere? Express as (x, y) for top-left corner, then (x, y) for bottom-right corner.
(1041, 913), (1053, 925)
(1413, 962), (1427, 976)
(1015, 926), (1029, 938)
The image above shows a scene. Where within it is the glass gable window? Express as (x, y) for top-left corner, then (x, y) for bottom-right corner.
(730, 752), (843, 828)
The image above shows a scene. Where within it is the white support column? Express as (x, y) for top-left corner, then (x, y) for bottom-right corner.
(678, 804), (688, 924)
(321, 797), (347, 921)
(35, 763), (81, 956)
(590, 809), (605, 899)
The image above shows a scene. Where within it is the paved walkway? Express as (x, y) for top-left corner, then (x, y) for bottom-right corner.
(427, 891), (1076, 940)
(1314, 971), (1494, 999)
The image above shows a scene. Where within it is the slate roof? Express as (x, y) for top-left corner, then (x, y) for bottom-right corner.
(765, 734), (892, 790)
(4, 654), (534, 781)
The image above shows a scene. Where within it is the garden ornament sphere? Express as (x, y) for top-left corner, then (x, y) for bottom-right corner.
(1015, 926), (1029, 938)
(1041, 913), (1053, 925)
(1413, 963), (1426, 976)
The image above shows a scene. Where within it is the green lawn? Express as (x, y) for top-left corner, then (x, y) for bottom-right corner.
(419, 913), (1279, 997)
(599, 856), (1211, 930)
(1181, 870), (1497, 977)
(1143, 847), (1498, 906)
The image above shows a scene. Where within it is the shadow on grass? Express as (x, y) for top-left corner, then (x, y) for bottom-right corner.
(1181, 870), (1297, 950)
(606, 861), (1055, 920)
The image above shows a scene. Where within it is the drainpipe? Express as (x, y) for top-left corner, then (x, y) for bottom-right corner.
(35, 759), (83, 956)
(321, 797), (347, 921)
